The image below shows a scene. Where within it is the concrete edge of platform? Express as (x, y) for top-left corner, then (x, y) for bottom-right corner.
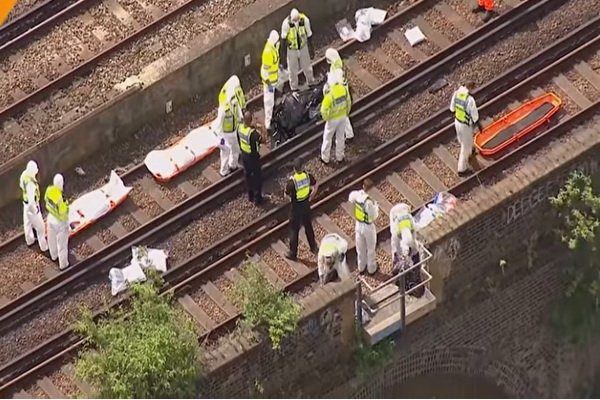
(0, 0), (357, 207)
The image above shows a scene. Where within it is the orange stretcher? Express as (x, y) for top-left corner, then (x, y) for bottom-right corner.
(475, 92), (561, 156)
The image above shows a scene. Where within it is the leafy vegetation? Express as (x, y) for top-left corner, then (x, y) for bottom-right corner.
(353, 320), (395, 375)
(549, 170), (600, 344)
(74, 276), (202, 398)
(233, 262), (302, 350)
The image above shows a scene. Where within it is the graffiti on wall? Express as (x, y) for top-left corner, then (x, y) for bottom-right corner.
(503, 159), (599, 226)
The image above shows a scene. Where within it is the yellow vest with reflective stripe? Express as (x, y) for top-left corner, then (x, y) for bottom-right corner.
(44, 185), (69, 221)
(292, 172), (310, 201)
(286, 14), (308, 50)
(320, 83), (349, 121)
(320, 242), (337, 258)
(395, 215), (413, 236)
(354, 198), (372, 224)
(330, 58), (343, 73)
(261, 42), (279, 86)
(237, 123), (257, 154)
(223, 104), (235, 133)
(20, 171), (39, 203)
(454, 92), (471, 124)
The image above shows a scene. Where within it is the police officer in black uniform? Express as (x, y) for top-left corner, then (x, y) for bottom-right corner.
(285, 159), (319, 260)
(237, 111), (264, 204)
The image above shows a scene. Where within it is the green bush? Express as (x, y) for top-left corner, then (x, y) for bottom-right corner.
(549, 170), (600, 344)
(74, 277), (202, 398)
(233, 262), (302, 350)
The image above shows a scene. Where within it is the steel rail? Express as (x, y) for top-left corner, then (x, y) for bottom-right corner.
(0, 0), (561, 337)
(0, 6), (596, 391)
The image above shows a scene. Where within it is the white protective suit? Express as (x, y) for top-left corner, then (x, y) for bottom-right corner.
(318, 233), (350, 285)
(324, 52), (354, 141)
(46, 174), (69, 270)
(263, 30), (281, 131)
(281, 9), (315, 91)
(214, 75), (244, 176)
(321, 70), (353, 163)
(20, 161), (48, 251)
(389, 203), (417, 261)
(348, 189), (379, 274)
(449, 86), (479, 173)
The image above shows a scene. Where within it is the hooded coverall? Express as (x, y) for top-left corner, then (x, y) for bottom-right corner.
(323, 49), (346, 95)
(215, 77), (245, 176)
(45, 183), (69, 270)
(20, 166), (48, 251)
(281, 12), (314, 91)
(318, 233), (350, 285)
(449, 86), (479, 174)
(349, 189), (379, 274)
(389, 203), (424, 296)
(320, 78), (352, 163)
(261, 32), (280, 130)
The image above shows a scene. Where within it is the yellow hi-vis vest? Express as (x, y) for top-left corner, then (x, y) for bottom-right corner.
(20, 171), (39, 203)
(320, 83), (349, 121)
(286, 14), (308, 50)
(330, 57), (343, 73)
(222, 104), (235, 133)
(454, 91), (472, 125)
(218, 84), (246, 132)
(395, 215), (413, 236)
(44, 185), (69, 221)
(237, 123), (258, 154)
(354, 198), (372, 224)
(261, 41), (279, 87)
(292, 172), (310, 201)
(320, 242), (338, 258)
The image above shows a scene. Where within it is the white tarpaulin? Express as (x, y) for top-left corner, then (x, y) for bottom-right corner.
(414, 192), (458, 231)
(109, 246), (169, 295)
(144, 123), (219, 181)
(68, 170), (132, 236)
(336, 8), (387, 42)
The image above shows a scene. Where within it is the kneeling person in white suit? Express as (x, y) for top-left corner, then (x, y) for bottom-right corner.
(44, 174), (70, 270)
(20, 160), (48, 252)
(318, 233), (350, 285)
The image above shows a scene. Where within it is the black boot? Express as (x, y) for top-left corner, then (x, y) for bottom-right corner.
(482, 10), (494, 22)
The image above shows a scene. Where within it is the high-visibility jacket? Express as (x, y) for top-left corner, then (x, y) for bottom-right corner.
(219, 84), (246, 121)
(320, 242), (338, 258)
(237, 123), (258, 154)
(320, 83), (350, 121)
(395, 215), (413, 236)
(292, 172), (310, 201)
(354, 198), (373, 224)
(330, 57), (343, 73)
(44, 185), (69, 221)
(20, 171), (39, 203)
(286, 14), (308, 50)
(454, 91), (472, 125)
(261, 41), (279, 87)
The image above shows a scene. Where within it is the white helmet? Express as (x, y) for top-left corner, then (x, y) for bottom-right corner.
(53, 173), (64, 190)
(290, 8), (300, 22)
(26, 160), (38, 176)
(268, 30), (279, 45)
(325, 48), (339, 64)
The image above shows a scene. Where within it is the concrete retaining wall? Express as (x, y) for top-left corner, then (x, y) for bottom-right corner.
(0, 0), (356, 206)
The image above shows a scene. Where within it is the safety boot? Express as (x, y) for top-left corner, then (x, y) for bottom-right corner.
(482, 10), (495, 22)
(471, 4), (485, 12)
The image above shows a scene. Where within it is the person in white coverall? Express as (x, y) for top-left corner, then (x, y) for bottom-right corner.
(44, 174), (69, 270)
(215, 75), (246, 176)
(19, 160), (48, 252)
(389, 202), (425, 297)
(348, 179), (379, 274)
(449, 83), (480, 176)
(281, 8), (315, 91)
(318, 233), (350, 285)
(324, 52), (353, 141)
(261, 30), (281, 131)
(320, 70), (353, 163)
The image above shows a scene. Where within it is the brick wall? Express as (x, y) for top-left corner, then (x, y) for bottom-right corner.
(326, 128), (600, 397)
(198, 279), (357, 398)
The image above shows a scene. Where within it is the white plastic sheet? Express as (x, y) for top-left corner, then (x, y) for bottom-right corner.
(414, 192), (458, 231)
(336, 7), (387, 43)
(109, 246), (169, 295)
(68, 170), (132, 235)
(144, 123), (219, 181)
(405, 26), (426, 46)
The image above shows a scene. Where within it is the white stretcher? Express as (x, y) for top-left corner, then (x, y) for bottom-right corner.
(144, 123), (220, 181)
(68, 170), (132, 237)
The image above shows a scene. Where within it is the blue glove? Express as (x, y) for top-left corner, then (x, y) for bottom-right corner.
(219, 138), (225, 146)
(267, 84), (274, 93)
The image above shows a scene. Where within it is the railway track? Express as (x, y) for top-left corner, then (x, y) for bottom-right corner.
(2, 1), (600, 396)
